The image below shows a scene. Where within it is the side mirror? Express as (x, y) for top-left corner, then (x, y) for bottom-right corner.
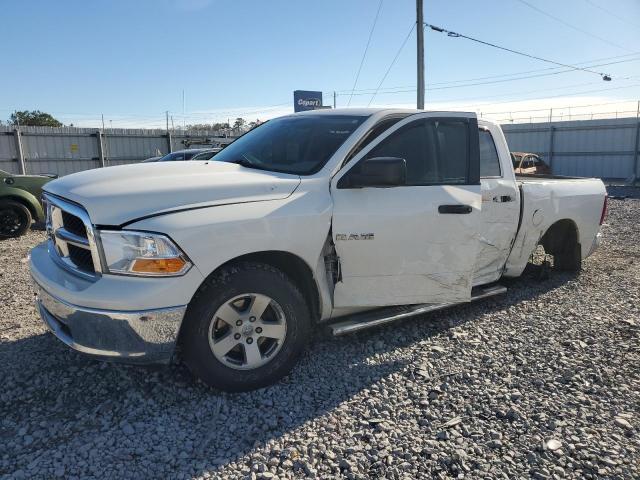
(338, 157), (407, 189)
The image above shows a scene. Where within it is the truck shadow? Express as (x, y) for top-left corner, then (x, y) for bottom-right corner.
(0, 268), (577, 477)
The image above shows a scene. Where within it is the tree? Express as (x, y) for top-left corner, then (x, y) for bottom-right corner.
(248, 119), (264, 130)
(183, 122), (230, 133)
(10, 110), (62, 127)
(233, 117), (246, 129)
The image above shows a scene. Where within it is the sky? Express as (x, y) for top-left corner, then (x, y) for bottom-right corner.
(1, 0), (639, 128)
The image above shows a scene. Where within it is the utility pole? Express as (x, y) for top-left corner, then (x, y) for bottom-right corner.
(333, 91), (337, 109)
(101, 114), (109, 166)
(633, 100), (639, 184)
(165, 111), (169, 132)
(416, 0), (425, 109)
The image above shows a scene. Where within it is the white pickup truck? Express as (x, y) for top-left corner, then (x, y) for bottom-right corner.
(30, 109), (607, 391)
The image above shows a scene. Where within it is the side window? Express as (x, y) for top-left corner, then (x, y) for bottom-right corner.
(479, 129), (501, 177)
(364, 118), (469, 185)
(344, 116), (405, 164)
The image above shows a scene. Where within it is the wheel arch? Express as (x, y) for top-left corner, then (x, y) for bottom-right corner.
(191, 250), (322, 323)
(539, 218), (580, 256)
(1, 191), (43, 221)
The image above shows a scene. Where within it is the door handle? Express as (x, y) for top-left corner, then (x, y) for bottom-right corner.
(438, 204), (473, 214)
(493, 195), (514, 203)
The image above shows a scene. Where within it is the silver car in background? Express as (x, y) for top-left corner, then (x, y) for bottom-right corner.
(142, 148), (221, 163)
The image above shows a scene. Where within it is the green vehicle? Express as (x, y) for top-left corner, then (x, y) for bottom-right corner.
(0, 169), (56, 238)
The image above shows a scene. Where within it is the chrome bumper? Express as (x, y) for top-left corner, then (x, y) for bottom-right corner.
(34, 283), (186, 364)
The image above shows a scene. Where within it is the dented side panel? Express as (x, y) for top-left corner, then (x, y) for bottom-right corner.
(331, 184), (482, 307)
(472, 177), (520, 286)
(503, 178), (606, 277)
(473, 121), (522, 286)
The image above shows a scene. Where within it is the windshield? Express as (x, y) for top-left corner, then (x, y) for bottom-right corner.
(213, 115), (368, 175)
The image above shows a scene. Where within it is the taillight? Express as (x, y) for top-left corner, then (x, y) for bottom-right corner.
(599, 195), (608, 225)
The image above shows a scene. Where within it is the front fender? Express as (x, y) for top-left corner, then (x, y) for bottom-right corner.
(126, 190), (335, 319)
(1, 186), (45, 221)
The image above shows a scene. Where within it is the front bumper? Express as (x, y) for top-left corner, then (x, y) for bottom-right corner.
(29, 241), (202, 364)
(35, 284), (185, 364)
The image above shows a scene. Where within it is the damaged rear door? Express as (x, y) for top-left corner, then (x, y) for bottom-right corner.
(330, 113), (483, 307)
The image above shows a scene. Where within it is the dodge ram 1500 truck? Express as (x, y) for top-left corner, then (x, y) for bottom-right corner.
(30, 109), (607, 391)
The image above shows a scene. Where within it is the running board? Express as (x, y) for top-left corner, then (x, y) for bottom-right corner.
(329, 284), (507, 336)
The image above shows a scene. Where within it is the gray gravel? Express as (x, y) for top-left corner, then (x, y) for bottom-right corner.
(1, 196), (639, 479)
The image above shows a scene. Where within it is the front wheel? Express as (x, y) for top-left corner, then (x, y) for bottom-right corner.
(181, 262), (311, 392)
(0, 200), (32, 238)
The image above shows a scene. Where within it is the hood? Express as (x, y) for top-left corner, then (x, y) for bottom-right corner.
(44, 161), (301, 225)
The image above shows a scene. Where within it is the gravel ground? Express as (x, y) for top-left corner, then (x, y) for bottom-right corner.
(1, 196), (638, 479)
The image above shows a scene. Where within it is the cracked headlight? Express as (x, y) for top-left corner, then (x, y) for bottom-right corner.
(98, 230), (191, 276)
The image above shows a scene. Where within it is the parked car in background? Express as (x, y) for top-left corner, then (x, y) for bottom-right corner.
(0, 169), (56, 238)
(30, 109), (606, 391)
(142, 148), (216, 163)
(511, 152), (551, 175)
(191, 148), (222, 160)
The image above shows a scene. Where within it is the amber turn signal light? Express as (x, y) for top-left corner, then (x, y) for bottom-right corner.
(131, 257), (188, 274)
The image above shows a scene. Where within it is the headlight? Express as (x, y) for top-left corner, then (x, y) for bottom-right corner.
(98, 230), (191, 276)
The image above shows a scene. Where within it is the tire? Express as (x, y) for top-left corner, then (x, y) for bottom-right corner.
(0, 200), (32, 238)
(554, 242), (582, 272)
(181, 261), (311, 392)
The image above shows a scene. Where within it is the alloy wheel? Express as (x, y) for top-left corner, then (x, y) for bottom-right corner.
(0, 208), (22, 236)
(208, 293), (287, 370)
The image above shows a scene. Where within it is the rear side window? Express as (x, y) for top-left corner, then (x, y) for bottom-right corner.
(365, 118), (470, 185)
(479, 130), (501, 177)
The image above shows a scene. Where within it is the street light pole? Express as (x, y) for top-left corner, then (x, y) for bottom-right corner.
(416, 0), (425, 109)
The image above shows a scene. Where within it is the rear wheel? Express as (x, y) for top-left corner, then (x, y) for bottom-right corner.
(181, 262), (311, 391)
(0, 200), (32, 238)
(554, 242), (582, 271)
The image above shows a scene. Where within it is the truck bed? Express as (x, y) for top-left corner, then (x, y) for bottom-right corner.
(503, 174), (606, 278)
(516, 173), (594, 183)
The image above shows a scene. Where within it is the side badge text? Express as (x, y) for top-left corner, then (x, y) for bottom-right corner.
(335, 233), (375, 241)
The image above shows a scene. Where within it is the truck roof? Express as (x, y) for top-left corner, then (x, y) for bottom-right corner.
(291, 107), (479, 119)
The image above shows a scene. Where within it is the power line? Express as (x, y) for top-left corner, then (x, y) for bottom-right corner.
(326, 52), (640, 96)
(423, 56), (639, 86)
(373, 79), (607, 106)
(457, 82), (640, 110)
(583, 0), (640, 29)
(368, 23), (416, 107)
(324, 54), (640, 101)
(514, 0), (633, 52)
(493, 109), (639, 123)
(333, 56), (640, 98)
(347, 0), (383, 106)
(374, 81), (640, 111)
(481, 99), (638, 116)
(425, 23), (615, 80)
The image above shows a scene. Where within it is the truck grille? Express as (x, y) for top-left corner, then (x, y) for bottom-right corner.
(67, 244), (95, 273)
(61, 211), (87, 237)
(45, 194), (101, 278)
